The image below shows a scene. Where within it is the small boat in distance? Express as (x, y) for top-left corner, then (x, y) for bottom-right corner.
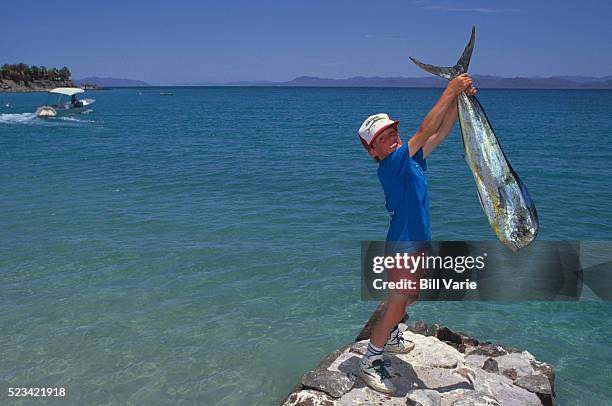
(35, 88), (95, 117)
(159, 92), (173, 96)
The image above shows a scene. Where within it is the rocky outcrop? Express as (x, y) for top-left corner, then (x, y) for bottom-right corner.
(281, 321), (556, 405)
(0, 78), (75, 92)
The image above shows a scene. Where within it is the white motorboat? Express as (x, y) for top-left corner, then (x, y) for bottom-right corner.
(35, 87), (95, 117)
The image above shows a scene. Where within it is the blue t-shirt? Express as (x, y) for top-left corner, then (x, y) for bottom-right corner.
(377, 144), (430, 245)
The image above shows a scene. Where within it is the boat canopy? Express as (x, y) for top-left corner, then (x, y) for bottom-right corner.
(49, 87), (84, 96)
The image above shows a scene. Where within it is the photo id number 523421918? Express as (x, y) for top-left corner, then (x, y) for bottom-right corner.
(5, 386), (67, 399)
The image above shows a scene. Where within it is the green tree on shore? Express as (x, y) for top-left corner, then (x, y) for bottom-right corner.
(0, 63), (71, 83)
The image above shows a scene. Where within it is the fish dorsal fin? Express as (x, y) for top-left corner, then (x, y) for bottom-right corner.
(410, 26), (475, 80)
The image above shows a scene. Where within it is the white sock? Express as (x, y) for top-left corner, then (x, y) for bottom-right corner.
(362, 342), (384, 366)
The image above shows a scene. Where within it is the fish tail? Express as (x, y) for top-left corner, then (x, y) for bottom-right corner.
(409, 26), (475, 80)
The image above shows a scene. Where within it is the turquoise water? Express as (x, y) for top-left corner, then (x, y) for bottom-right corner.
(1, 88), (611, 405)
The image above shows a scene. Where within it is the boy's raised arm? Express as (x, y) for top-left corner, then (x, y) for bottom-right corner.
(423, 101), (458, 158)
(408, 74), (473, 157)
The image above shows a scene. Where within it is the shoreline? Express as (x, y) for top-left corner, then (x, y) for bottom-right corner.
(0, 78), (75, 93)
(0, 79), (104, 93)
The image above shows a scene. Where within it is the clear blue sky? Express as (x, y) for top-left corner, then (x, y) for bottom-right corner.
(2, 0), (610, 84)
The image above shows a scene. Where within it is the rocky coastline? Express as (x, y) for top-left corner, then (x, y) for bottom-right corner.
(281, 305), (555, 405)
(0, 78), (75, 92)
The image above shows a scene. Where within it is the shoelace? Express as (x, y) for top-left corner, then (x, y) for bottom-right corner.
(392, 331), (406, 345)
(372, 361), (392, 380)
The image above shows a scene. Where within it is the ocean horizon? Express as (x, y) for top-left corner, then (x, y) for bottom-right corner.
(2, 87), (611, 404)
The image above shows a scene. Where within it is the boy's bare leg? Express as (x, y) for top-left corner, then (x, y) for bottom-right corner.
(357, 295), (417, 394)
(369, 295), (416, 348)
(357, 254), (424, 393)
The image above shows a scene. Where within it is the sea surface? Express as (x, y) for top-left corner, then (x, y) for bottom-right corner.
(1, 87), (611, 405)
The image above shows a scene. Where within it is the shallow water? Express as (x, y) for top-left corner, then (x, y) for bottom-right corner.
(1, 88), (611, 404)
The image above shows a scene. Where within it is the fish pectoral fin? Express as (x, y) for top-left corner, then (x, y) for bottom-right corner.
(497, 186), (508, 214)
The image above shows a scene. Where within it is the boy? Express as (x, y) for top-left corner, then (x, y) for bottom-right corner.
(357, 74), (476, 393)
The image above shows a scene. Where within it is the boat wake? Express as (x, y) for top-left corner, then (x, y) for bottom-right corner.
(56, 116), (95, 123)
(0, 112), (95, 125)
(0, 112), (37, 124)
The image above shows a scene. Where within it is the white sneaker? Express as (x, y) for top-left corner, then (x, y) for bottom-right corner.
(385, 330), (415, 353)
(358, 358), (396, 394)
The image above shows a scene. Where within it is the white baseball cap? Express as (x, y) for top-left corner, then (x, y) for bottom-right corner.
(358, 113), (400, 148)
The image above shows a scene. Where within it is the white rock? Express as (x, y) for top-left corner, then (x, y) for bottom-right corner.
(285, 325), (554, 406)
(281, 389), (334, 406)
(407, 388), (442, 405)
(442, 389), (501, 405)
(401, 331), (463, 369)
(494, 353), (536, 377)
(471, 368), (541, 405)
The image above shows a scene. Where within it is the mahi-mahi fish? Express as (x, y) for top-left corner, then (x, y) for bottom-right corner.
(410, 27), (538, 250)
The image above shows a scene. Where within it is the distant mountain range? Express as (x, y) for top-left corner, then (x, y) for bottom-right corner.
(232, 75), (612, 89)
(74, 77), (149, 87)
(77, 75), (612, 89)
